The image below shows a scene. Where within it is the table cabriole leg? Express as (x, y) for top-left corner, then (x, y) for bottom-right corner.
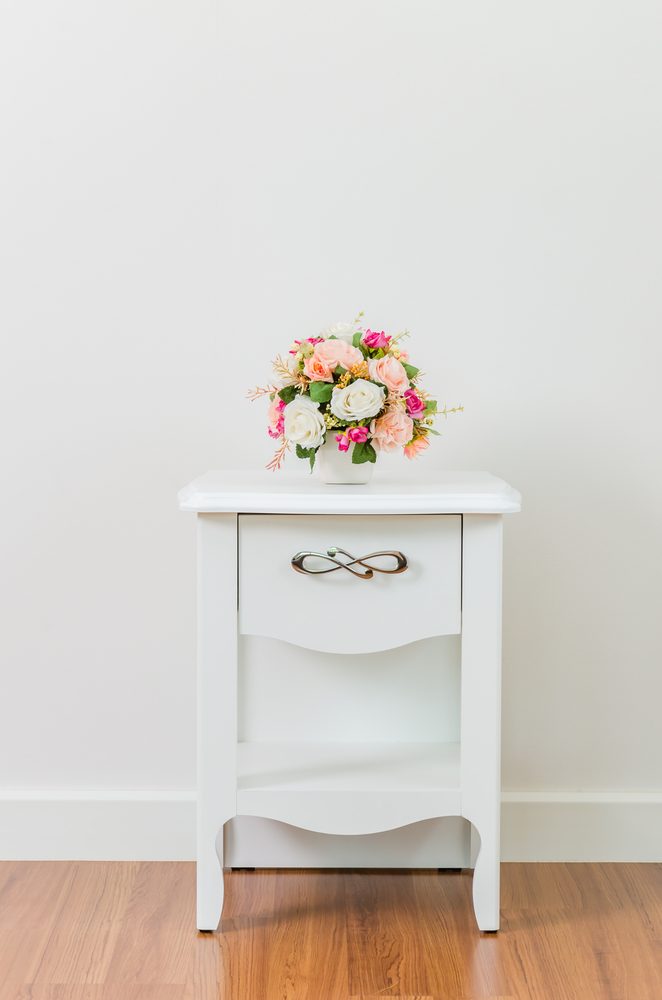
(197, 513), (238, 931)
(460, 513), (503, 932)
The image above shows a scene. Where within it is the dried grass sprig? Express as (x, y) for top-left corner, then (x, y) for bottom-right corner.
(272, 355), (309, 393)
(386, 393), (408, 411)
(247, 384), (279, 401)
(265, 437), (290, 472)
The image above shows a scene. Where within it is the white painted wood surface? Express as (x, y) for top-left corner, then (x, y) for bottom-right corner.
(226, 815), (470, 869)
(239, 514), (461, 653)
(196, 514), (237, 932)
(186, 473), (519, 931)
(179, 470), (521, 515)
(236, 742), (461, 836)
(460, 514), (503, 931)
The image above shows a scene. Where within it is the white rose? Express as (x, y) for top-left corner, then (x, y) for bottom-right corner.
(284, 395), (326, 448)
(318, 321), (361, 343)
(330, 378), (385, 422)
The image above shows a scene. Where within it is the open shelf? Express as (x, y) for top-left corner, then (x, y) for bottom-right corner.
(236, 742), (461, 836)
(237, 741), (460, 791)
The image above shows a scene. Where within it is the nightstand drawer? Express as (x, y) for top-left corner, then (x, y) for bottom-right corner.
(238, 513), (461, 654)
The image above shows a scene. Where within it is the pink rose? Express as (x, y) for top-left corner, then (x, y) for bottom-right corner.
(369, 409), (414, 453)
(314, 338), (364, 372)
(267, 396), (286, 438)
(336, 425), (369, 451)
(363, 329), (390, 350)
(404, 388), (425, 418)
(404, 436), (430, 460)
(303, 354), (334, 382)
(367, 356), (410, 394)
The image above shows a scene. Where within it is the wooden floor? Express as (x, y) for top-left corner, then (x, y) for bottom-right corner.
(1, 863), (661, 999)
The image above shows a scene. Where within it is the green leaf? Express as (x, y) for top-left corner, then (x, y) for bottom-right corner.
(328, 334), (338, 339)
(352, 332), (363, 348)
(424, 400), (437, 413)
(333, 365), (345, 375)
(277, 384), (297, 404)
(295, 444), (317, 471)
(351, 441), (377, 465)
(402, 363), (419, 379)
(427, 428), (440, 436)
(309, 381), (334, 403)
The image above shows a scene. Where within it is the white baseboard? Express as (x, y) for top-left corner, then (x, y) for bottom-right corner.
(501, 791), (662, 862)
(1, 791), (661, 863)
(0, 791), (197, 862)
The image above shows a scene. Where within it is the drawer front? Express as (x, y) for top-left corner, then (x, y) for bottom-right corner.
(238, 514), (461, 654)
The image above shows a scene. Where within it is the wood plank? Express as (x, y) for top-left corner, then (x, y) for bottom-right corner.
(0, 862), (78, 989)
(3, 862), (662, 999)
(412, 870), (509, 999)
(8, 987), (185, 1000)
(30, 862), (137, 985)
(186, 868), (277, 1000)
(260, 869), (347, 1000)
(102, 862), (195, 986)
(346, 870), (430, 997)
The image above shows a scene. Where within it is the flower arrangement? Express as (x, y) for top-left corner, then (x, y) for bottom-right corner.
(249, 315), (462, 471)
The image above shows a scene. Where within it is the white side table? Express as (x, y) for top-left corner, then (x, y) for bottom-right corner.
(178, 470), (521, 932)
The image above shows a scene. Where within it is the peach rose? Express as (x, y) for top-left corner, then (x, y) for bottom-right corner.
(404, 436), (430, 460)
(367, 356), (410, 394)
(370, 409), (414, 453)
(314, 338), (364, 372)
(303, 354), (334, 382)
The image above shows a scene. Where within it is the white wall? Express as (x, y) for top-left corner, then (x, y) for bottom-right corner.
(1, 1), (662, 860)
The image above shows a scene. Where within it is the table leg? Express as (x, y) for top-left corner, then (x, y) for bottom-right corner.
(460, 513), (503, 932)
(197, 513), (238, 931)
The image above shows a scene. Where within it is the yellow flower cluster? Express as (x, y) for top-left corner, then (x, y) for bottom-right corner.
(350, 360), (369, 380)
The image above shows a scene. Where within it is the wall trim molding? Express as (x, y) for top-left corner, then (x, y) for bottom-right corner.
(1, 790), (661, 863)
(502, 790), (662, 804)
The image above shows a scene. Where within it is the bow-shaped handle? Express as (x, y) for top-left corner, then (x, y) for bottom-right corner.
(291, 547), (408, 579)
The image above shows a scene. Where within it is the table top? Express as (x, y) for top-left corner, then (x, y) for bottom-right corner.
(177, 470), (521, 515)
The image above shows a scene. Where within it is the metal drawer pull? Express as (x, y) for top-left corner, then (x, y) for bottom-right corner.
(291, 547), (408, 580)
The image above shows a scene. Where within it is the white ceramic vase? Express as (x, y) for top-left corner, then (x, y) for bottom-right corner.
(316, 437), (375, 485)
